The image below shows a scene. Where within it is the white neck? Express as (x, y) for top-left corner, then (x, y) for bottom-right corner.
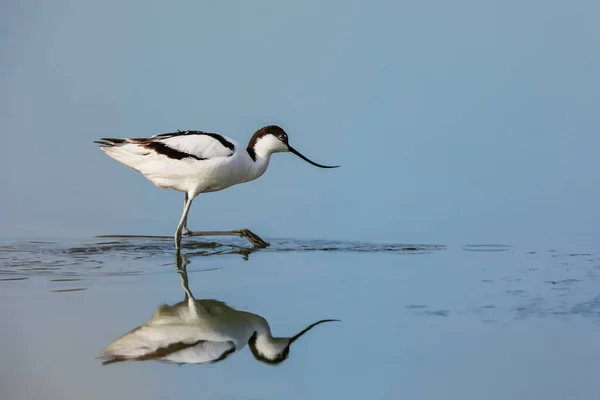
(248, 315), (290, 359)
(244, 135), (287, 181)
(252, 135), (288, 159)
(244, 150), (271, 181)
(249, 314), (272, 337)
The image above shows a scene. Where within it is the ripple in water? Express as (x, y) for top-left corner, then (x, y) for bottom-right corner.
(462, 244), (512, 252)
(0, 237), (447, 278)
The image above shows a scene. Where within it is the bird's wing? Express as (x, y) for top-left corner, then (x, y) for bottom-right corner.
(95, 131), (236, 161)
(158, 340), (237, 364)
(149, 130), (236, 160)
(98, 323), (236, 365)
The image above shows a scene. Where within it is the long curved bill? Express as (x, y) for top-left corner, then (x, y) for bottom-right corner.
(288, 146), (340, 169)
(289, 319), (339, 344)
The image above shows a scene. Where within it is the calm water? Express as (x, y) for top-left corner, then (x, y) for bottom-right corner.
(1, 236), (600, 399)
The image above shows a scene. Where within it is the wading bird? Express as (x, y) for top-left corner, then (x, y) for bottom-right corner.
(94, 125), (339, 249)
(98, 253), (338, 365)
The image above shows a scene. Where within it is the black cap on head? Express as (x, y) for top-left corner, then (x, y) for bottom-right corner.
(247, 125), (340, 168)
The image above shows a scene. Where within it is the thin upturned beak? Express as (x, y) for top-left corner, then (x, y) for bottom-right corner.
(288, 146), (340, 169)
(289, 319), (339, 344)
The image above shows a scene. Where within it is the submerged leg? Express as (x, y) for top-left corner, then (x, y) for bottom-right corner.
(175, 251), (195, 301)
(184, 229), (269, 248)
(174, 195), (194, 249)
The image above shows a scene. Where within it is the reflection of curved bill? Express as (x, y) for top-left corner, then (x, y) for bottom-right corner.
(98, 253), (338, 365)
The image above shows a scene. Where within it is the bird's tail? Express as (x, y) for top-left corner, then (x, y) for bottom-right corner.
(94, 137), (152, 171)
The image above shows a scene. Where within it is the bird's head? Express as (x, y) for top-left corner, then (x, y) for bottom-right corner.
(248, 125), (340, 168)
(248, 318), (338, 365)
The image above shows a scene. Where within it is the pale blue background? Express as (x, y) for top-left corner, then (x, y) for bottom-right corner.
(2, 0), (599, 245)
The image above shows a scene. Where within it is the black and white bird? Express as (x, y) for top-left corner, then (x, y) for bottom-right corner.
(94, 125), (339, 248)
(98, 254), (338, 365)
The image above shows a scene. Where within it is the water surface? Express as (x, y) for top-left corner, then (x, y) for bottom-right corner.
(1, 237), (600, 399)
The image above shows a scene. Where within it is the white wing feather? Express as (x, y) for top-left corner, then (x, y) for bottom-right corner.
(159, 340), (236, 364)
(99, 324), (235, 363)
(155, 133), (236, 159)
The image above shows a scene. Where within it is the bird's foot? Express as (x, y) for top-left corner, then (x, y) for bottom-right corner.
(234, 229), (269, 248)
(177, 228), (269, 249)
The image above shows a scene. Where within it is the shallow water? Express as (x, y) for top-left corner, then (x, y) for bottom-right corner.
(1, 237), (600, 399)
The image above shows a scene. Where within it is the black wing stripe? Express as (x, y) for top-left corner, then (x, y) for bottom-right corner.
(209, 341), (236, 364)
(144, 142), (204, 161)
(101, 339), (206, 365)
(154, 130), (235, 151)
(101, 340), (236, 365)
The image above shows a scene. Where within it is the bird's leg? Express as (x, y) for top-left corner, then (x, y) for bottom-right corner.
(174, 195), (194, 249)
(175, 251), (195, 301)
(182, 193), (191, 235)
(178, 193), (267, 248)
(184, 229), (269, 248)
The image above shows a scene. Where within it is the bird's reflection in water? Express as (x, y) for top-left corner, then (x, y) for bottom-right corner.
(99, 252), (338, 365)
